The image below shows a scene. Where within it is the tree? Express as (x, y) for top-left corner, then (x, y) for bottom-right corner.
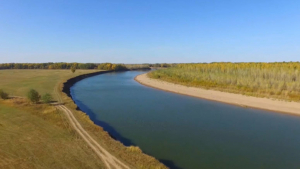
(27, 89), (40, 103)
(41, 93), (52, 103)
(0, 89), (8, 99)
(71, 66), (76, 73)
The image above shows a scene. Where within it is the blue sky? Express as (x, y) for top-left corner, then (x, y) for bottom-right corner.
(0, 0), (299, 63)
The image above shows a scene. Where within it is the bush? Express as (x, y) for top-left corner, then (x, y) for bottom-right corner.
(0, 89), (9, 99)
(27, 89), (40, 103)
(71, 66), (76, 73)
(41, 93), (52, 103)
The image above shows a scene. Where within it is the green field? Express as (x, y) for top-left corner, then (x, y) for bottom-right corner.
(149, 62), (300, 101)
(0, 69), (166, 169)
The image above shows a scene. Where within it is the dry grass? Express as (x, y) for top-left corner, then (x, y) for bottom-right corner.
(0, 98), (105, 169)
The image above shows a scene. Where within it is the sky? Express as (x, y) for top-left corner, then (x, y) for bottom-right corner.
(0, 0), (300, 63)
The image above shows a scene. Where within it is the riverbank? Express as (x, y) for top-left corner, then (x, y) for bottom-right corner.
(61, 70), (168, 169)
(135, 73), (300, 115)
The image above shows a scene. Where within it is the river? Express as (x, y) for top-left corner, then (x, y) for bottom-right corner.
(70, 70), (300, 169)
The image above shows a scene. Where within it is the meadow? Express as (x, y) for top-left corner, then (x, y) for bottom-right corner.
(0, 69), (99, 99)
(0, 69), (166, 169)
(148, 62), (300, 101)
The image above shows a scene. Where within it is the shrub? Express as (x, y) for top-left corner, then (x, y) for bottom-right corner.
(71, 66), (76, 73)
(41, 93), (52, 103)
(27, 89), (40, 103)
(0, 89), (9, 99)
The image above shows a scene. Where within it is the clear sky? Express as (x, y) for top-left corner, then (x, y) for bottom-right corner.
(0, 0), (299, 63)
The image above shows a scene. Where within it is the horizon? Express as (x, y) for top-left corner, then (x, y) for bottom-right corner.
(1, 61), (300, 65)
(1, 0), (300, 63)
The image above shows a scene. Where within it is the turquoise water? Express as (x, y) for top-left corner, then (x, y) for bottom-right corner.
(71, 71), (300, 169)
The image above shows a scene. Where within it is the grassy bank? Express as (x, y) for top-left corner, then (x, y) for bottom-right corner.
(148, 62), (300, 102)
(0, 69), (167, 169)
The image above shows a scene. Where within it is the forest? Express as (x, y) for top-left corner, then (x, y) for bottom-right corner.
(149, 62), (300, 101)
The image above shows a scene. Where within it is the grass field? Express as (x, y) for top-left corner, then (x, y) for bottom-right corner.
(0, 69), (167, 169)
(0, 100), (105, 169)
(0, 69), (98, 100)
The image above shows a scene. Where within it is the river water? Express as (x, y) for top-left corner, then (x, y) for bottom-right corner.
(70, 71), (300, 169)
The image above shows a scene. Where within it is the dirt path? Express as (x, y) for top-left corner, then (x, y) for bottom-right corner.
(54, 77), (131, 169)
(57, 105), (131, 169)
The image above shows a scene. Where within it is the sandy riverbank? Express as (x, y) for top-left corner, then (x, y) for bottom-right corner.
(135, 73), (300, 115)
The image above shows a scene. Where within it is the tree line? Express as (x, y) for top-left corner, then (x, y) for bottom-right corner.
(0, 63), (97, 70)
(0, 62), (173, 70)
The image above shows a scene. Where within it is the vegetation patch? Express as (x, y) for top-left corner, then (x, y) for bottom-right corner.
(27, 89), (41, 103)
(149, 62), (300, 102)
(41, 93), (53, 103)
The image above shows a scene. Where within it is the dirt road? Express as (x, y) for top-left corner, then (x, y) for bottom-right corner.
(57, 105), (131, 169)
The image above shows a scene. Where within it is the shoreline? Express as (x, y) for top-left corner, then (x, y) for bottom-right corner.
(61, 70), (168, 169)
(62, 70), (127, 141)
(62, 70), (112, 98)
(135, 73), (300, 116)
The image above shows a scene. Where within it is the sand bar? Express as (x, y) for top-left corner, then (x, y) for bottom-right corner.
(135, 73), (300, 115)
